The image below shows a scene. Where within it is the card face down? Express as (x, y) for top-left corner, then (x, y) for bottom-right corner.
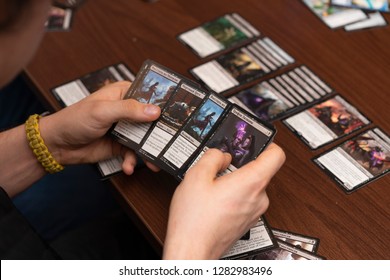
(313, 128), (390, 193)
(178, 13), (260, 58)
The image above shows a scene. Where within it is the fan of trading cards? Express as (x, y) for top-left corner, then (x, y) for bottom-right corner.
(302, 0), (388, 31)
(110, 60), (276, 181)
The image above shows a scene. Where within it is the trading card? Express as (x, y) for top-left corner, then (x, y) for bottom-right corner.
(96, 156), (123, 179)
(293, 66), (329, 97)
(190, 37), (294, 94)
(331, 0), (390, 12)
(272, 228), (320, 253)
(138, 82), (207, 162)
(228, 65), (334, 122)
(274, 76), (307, 105)
(260, 38), (295, 65)
(248, 240), (325, 260)
(345, 12), (388, 31)
(229, 81), (294, 122)
(51, 63), (135, 178)
(221, 217), (278, 260)
(313, 128), (390, 193)
(53, 0), (86, 9)
(299, 65), (333, 94)
(160, 93), (229, 175)
(284, 95), (370, 149)
(45, 5), (73, 31)
(262, 79), (300, 108)
(186, 105), (276, 177)
(302, 0), (367, 29)
(281, 74), (315, 103)
(177, 13), (260, 58)
(111, 60), (182, 151)
(52, 63), (135, 107)
(287, 71), (321, 100)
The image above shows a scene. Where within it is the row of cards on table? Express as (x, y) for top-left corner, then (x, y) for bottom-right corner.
(52, 59), (390, 194)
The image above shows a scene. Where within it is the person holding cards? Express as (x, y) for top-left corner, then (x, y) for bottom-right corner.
(0, 0), (285, 259)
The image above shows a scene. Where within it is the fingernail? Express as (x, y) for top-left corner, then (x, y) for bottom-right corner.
(144, 105), (160, 116)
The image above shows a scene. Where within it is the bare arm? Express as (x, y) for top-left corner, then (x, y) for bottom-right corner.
(0, 82), (161, 197)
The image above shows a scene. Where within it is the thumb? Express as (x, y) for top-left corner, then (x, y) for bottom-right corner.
(111, 99), (161, 123)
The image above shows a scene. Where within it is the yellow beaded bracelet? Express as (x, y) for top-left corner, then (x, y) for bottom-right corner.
(25, 114), (64, 174)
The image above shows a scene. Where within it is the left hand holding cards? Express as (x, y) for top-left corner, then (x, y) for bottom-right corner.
(163, 143), (285, 259)
(40, 81), (161, 174)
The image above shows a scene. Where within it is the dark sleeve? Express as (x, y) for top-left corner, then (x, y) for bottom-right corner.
(0, 187), (59, 259)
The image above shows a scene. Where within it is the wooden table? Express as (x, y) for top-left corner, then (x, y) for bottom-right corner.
(25, 0), (390, 259)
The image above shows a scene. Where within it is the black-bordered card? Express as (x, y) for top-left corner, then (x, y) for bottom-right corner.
(52, 63), (135, 107)
(283, 95), (371, 150)
(177, 13), (260, 58)
(190, 37), (294, 95)
(229, 65), (334, 122)
(248, 239), (325, 260)
(138, 81), (208, 163)
(45, 4), (74, 31)
(185, 104), (276, 178)
(221, 217), (278, 260)
(111, 60), (182, 151)
(313, 127), (390, 193)
(160, 93), (230, 177)
(51, 63), (135, 179)
(331, 0), (390, 12)
(301, 0), (367, 29)
(272, 228), (320, 253)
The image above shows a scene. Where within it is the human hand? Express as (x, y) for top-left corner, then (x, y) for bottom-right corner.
(163, 143), (285, 259)
(39, 81), (161, 174)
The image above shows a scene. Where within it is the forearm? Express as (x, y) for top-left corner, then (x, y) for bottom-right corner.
(0, 124), (46, 197)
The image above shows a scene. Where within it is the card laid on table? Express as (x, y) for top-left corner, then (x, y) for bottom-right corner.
(302, 0), (367, 28)
(178, 13), (260, 58)
(283, 95), (370, 149)
(52, 63), (136, 179)
(229, 65), (334, 122)
(190, 37), (294, 94)
(313, 127), (390, 193)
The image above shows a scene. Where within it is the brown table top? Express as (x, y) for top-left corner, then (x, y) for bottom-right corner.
(25, 0), (390, 259)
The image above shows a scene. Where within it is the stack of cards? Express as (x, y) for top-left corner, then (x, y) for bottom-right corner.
(45, 4), (73, 31)
(189, 37), (295, 94)
(229, 65), (333, 122)
(302, 0), (388, 31)
(46, 1), (86, 31)
(178, 13), (261, 58)
(51, 63), (136, 178)
(313, 128), (390, 193)
(284, 95), (371, 149)
(111, 60), (276, 181)
(221, 217), (325, 260)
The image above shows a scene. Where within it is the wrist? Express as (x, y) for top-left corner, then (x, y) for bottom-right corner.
(29, 114), (65, 171)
